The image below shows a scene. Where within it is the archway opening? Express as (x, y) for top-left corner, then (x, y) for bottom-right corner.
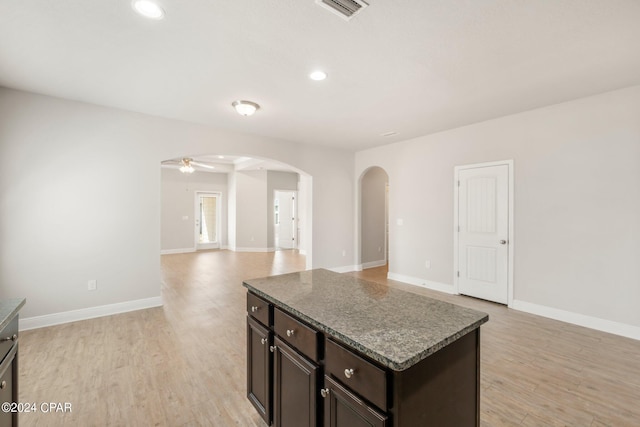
(359, 166), (389, 272)
(160, 154), (313, 271)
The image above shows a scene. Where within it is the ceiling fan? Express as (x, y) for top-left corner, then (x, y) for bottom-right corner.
(161, 157), (216, 173)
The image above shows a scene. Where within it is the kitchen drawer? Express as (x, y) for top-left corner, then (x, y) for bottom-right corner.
(325, 338), (387, 411)
(0, 316), (18, 364)
(273, 308), (319, 362)
(247, 293), (272, 327)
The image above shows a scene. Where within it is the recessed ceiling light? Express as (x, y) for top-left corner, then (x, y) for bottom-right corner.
(309, 70), (328, 81)
(132, 0), (165, 20)
(217, 155), (225, 159)
(232, 100), (260, 116)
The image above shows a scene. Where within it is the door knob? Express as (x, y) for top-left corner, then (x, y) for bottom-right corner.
(499, 240), (507, 245)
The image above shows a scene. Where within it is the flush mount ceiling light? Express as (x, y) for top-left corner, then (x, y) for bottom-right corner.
(309, 70), (328, 81)
(232, 100), (260, 116)
(132, 0), (165, 20)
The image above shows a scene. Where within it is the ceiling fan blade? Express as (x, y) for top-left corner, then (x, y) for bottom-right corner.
(191, 161), (216, 169)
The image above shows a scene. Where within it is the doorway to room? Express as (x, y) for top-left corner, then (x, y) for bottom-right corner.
(195, 191), (220, 250)
(274, 190), (297, 250)
(359, 166), (389, 270)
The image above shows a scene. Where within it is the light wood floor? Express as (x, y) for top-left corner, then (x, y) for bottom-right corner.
(18, 250), (640, 426)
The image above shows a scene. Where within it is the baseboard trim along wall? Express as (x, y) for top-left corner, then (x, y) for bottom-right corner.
(234, 247), (276, 253)
(19, 296), (163, 331)
(511, 300), (640, 341)
(329, 265), (360, 274)
(361, 260), (387, 270)
(160, 248), (195, 255)
(387, 272), (456, 294)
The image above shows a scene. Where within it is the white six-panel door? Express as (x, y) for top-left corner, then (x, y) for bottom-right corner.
(457, 164), (509, 304)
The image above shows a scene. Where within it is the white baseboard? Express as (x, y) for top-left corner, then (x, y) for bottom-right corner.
(387, 272), (456, 294)
(511, 300), (640, 341)
(160, 248), (195, 255)
(234, 247), (275, 253)
(329, 265), (359, 273)
(361, 260), (387, 270)
(20, 296), (163, 331)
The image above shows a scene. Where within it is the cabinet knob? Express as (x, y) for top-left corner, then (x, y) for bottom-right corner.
(270, 345), (277, 353)
(1, 334), (17, 342)
(286, 329), (295, 337)
(320, 388), (330, 398)
(344, 368), (355, 379)
(260, 338), (267, 345)
(251, 306), (259, 313)
(0, 381), (5, 390)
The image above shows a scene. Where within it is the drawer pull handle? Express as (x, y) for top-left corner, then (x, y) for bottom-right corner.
(251, 306), (259, 313)
(344, 368), (355, 379)
(270, 345), (277, 353)
(320, 388), (330, 398)
(0, 334), (17, 342)
(0, 381), (5, 389)
(260, 338), (267, 345)
(286, 329), (295, 337)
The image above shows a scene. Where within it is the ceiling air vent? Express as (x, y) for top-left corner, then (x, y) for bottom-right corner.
(315, 0), (369, 21)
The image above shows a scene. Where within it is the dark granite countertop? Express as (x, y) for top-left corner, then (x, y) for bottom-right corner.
(243, 269), (488, 371)
(0, 298), (26, 331)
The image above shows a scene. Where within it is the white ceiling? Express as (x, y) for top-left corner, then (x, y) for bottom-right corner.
(1, 0), (639, 151)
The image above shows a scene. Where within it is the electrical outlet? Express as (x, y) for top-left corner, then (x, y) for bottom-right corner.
(378, 246), (382, 252)
(425, 260), (431, 269)
(88, 280), (97, 291)
(342, 249), (346, 257)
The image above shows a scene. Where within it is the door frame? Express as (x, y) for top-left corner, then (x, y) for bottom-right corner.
(453, 160), (514, 307)
(273, 189), (298, 250)
(195, 191), (221, 250)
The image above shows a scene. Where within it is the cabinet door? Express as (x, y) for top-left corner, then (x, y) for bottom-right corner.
(323, 375), (387, 427)
(247, 316), (272, 424)
(273, 337), (318, 427)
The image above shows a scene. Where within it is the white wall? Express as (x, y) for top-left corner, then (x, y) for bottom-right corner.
(356, 85), (640, 333)
(360, 167), (388, 267)
(160, 168), (228, 252)
(0, 88), (354, 320)
(235, 170), (269, 250)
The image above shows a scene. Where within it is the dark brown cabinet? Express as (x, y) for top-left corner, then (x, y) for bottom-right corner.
(272, 337), (318, 427)
(322, 375), (386, 427)
(0, 311), (20, 427)
(247, 316), (272, 424)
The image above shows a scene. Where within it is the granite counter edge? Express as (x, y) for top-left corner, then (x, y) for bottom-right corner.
(0, 298), (26, 332)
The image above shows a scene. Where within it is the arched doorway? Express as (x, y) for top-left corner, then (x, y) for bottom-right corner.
(160, 154), (313, 271)
(359, 166), (389, 270)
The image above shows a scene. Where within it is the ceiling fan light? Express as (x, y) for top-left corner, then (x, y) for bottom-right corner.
(179, 165), (194, 173)
(232, 100), (260, 116)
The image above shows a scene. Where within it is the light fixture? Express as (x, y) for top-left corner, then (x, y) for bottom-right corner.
(232, 100), (260, 116)
(309, 70), (328, 81)
(132, 0), (165, 20)
(179, 158), (195, 174)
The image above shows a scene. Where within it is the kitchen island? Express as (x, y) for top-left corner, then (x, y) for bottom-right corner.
(1, 298), (26, 427)
(244, 269), (488, 427)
